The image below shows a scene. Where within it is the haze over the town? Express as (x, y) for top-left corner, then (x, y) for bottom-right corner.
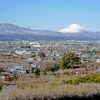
(0, 0), (100, 32)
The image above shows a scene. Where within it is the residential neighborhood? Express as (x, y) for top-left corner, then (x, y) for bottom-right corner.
(0, 40), (100, 91)
(0, 40), (99, 71)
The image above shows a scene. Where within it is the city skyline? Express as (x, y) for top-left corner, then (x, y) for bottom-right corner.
(0, 0), (100, 32)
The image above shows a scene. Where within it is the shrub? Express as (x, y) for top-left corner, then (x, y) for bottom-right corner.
(52, 83), (57, 87)
(31, 54), (36, 57)
(30, 85), (33, 88)
(0, 85), (2, 91)
(84, 75), (90, 81)
(63, 72), (69, 75)
(87, 76), (95, 83)
(77, 77), (87, 83)
(94, 76), (100, 83)
(64, 74), (100, 85)
(66, 80), (73, 84)
(73, 79), (79, 85)
(34, 67), (40, 77)
(73, 74), (100, 84)
(31, 67), (34, 73)
(55, 73), (61, 78)
(18, 86), (25, 89)
(62, 80), (66, 84)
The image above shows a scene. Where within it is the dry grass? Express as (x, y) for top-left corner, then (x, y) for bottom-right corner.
(0, 70), (100, 100)
(0, 83), (100, 100)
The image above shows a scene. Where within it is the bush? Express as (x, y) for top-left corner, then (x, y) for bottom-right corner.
(78, 77), (87, 83)
(73, 79), (79, 85)
(34, 67), (40, 77)
(38, 52), (45, 57)
(31, 67), (34, 73)
(18, 86), (25, 89)
(62, 80), (66, 84)
(66, 80), (73, 84)
(94, 76), (100, 83)
(87, 76), (95, 83)
(55, 73), (61, 78)
(63, 72), (69, 75)
(52, 83), (57, 87)
(62, 74), (100, 85)
(0, 85), (2, 91)
(84, 75), (90, 81)
(31, 54), (36, 57)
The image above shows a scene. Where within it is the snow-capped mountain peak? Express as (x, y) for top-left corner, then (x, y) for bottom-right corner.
(59, 24), (86, 33)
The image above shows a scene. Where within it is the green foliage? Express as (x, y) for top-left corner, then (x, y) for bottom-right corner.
(31, 67), (34, 73)
(55, 73), (61, 78)
(62, 80), (66, 84)
(0, 85), (2, 91)
(30, 85), (33, 88)
(38, 52), (45, 58)
(13, 73), (18, 80)
(18, 86), (25, 89)
(78, 77), (87, 83)
(63, 72), (69, 75)
(66, 80), (73, 84)
(94, 76), (100, 83)
(73, 79), (79, 85)
(34, 67), (40, 76)
(13, 73), (18, 84)
(51, 83), (57, 87)
(60, 52), (81, 69)
(62, 74), (100, 85)
(31, 54), (36, 57)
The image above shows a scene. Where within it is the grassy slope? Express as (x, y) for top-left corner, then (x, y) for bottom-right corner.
(0, 70), (100, 100)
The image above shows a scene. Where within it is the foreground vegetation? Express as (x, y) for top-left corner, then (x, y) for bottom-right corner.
(63, 73), (100, 85)
(1, 71), (100, 100)
(0, 83), (100, 100)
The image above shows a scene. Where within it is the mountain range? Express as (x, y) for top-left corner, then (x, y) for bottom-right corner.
(0, 23), (100, 41)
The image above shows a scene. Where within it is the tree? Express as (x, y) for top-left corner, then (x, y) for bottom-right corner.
(38, 52), (45, 58)
(60, 52), (81, 69)
(0, 68), (3, 74)
(13, 73), (18, 84)
(34, 67), (40, 77)
(31, 67), (34, 73)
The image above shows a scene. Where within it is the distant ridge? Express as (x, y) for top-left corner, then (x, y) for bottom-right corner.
(0, 23), (100, 41)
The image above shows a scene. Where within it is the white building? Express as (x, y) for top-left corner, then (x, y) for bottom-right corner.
(29, 42), (41, 48)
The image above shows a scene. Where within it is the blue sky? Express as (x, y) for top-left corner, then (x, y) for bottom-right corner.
(0, 0), (100, 32)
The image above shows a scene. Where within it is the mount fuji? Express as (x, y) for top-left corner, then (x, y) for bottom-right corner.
(59, 24), (86, 33)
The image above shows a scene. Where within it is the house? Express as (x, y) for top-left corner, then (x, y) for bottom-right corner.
(28, 58), (34, 62)
(30, 63), (37, 68)
(14, 66), (24, 70)
(15, 50), (33, 55)
(14, 66), (26, 73)
(73, 67), (95, 75)
(95, 59), (100, 63)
